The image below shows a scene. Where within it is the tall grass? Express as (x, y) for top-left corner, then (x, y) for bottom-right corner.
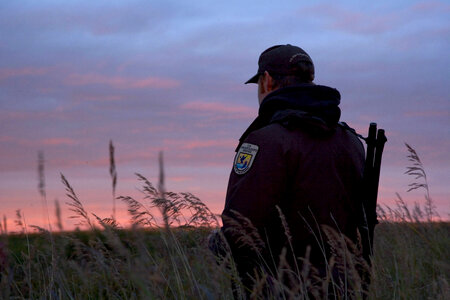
(369, 143), (449, 299)
(0, 143), (448, 299)
(109, 140), (118, 220)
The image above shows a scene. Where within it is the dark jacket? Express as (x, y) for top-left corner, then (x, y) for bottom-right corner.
(221, 84), (365, 282)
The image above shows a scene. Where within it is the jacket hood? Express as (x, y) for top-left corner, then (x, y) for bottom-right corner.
(236, 84), (342, 151)
(259, 84), (341, 126)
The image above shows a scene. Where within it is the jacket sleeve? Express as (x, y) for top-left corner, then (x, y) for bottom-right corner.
(222, 125), (289, 229)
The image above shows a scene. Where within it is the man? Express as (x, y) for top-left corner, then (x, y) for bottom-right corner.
(220, 44), (366, 297)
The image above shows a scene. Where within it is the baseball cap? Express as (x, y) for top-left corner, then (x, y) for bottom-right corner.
(245, 44), (314, 84)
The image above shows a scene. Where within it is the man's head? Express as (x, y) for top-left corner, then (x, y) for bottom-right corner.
(246, 44), (315, 103)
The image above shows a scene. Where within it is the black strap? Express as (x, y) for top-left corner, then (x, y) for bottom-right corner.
(338, 121), (366, 141)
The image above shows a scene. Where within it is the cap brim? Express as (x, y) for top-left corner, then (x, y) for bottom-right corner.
(244, 73), (259, 84)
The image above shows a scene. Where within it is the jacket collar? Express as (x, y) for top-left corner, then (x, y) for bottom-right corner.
(236, 84), (341, 151)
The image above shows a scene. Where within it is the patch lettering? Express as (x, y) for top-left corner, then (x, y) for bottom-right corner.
(234, 143), (259, 175)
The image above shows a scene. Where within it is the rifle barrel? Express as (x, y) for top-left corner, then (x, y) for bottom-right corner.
(372, 129), (387, 213)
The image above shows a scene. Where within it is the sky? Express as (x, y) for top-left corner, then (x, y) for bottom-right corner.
(0, 0), (449, 231)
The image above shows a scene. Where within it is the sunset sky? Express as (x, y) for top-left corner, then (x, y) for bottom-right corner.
(1, 0), (449, 231)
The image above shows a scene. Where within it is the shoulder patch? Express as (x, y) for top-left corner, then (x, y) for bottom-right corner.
(234, 143), (259, 175)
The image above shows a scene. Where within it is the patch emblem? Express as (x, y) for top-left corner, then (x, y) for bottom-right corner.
(234, 143), (259, 175)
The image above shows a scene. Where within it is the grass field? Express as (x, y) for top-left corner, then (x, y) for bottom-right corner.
(0, 219), (448, 299)
(0, 145), (448, 299)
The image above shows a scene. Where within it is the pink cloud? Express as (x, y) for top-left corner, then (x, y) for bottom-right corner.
(404, 111), (450, 117)
(82, 95), (123, 102)
(163, 138), (236, 150)
(131, 77), (179, 88)
(0, 136), (35, 147)
(168, 176), (192, 183)
(65, 73), (180, 89)
(42, 138), (77, 146)
(0, 136), (78, 148)
(301, 4), (401, 35)
(0, 67), (50, 80)
(302, 1), (449, 38)
(411, 1), (450, 13)
(0, 136), (15, 143)
(180, 101), (254, 116)
(1, 111), (50, 121)
(183, 140), (236, 150)
(116, 149), (159, 164)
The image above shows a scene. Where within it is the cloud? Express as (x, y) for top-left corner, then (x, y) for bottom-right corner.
(163, 138), (236, 150)
(168, 176), (191, 183)
(42, 138), (77, 146)
(65, 73), (180, 89)
(299, 1), (449, 38)
(0, 67), (51, 80)
(0, 1), (178, 37)
(180, 101), (254, 117)
(411, 1), (450, 13)
(299, 4), (401, 35)
(82, 95), (123, 102)
(404, 111), (450, 118)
